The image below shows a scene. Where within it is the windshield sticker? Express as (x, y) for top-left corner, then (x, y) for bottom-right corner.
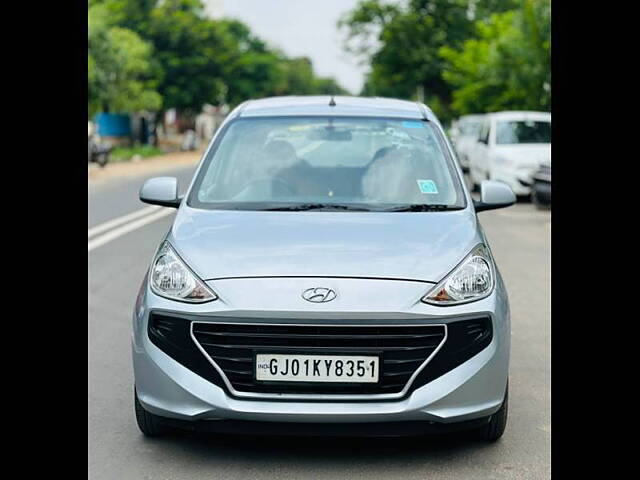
(417, 179), (438, 194)
(402, 121), (424, 129)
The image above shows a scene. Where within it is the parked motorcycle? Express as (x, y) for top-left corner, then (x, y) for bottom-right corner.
(88, 123), (112, 168)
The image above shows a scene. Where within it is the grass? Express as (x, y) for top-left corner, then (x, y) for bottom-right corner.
(110, 145), (165, 163)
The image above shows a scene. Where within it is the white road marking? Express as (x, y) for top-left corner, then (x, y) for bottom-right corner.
(88, 206), (161, 238)
(88, 208), (173, 252)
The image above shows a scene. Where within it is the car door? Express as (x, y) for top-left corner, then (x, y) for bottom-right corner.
(471, 119), (491, 183)
(461, 120), (482, 165)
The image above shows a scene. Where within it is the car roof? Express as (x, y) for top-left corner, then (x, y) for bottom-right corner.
(234, 95), (436, 121)
(458, 114), (486, 122)
(485, 111), (551, 121)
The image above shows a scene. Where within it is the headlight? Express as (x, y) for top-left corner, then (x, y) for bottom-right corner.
(422, 244), (494, 305)
(149, 242), (217, 303)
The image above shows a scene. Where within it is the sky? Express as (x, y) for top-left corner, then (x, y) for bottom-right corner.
(203, 0), (374, 94)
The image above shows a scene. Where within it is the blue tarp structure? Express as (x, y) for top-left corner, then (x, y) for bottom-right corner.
(95, 113), (131, 137)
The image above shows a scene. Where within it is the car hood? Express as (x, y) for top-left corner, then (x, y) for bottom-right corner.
(494, 144), (551, 168)
(169, 205), (481, 283)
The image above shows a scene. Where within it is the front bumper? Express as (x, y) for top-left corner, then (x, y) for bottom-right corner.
(491, 165), (536, 196)
(132, 276), (510, 427)
(158, 416), (491, 437)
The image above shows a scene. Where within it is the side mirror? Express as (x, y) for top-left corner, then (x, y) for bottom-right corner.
(139, 176), (182, 208)
(474, 180), (516, 212)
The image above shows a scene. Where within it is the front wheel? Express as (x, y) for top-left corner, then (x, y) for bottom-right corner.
(531, 187), (551, 210)
(478, 384), (508, 442)
(97, 152), (109, 168)
(134, 388), (167, 437)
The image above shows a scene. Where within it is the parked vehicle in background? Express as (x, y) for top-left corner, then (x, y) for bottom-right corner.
(531, 162), (551, 209)
(88, 121), (112, 168)
(468, 111), (551, 196)
(451, 114), (485, 172)
(448, 119), (460, 143)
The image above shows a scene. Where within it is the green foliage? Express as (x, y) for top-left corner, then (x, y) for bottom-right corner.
(440, 0), (550, 115)
(268, 57), (348, 98)
(313, 76), (349, 96)
(89, 0), (347, 116)
(338, 0), (401, 60)
(88, 3), (162, 116)
(143, 0), (232, 112)
(339, 0), (547, 122)
(110, 144), (164, 162)
(89, 0), (156, 32)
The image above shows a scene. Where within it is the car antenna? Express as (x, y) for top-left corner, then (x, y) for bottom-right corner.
(329, 91), (336, 107)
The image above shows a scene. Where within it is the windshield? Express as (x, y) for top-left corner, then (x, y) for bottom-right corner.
(496, 120), (551, 144)
(188, 116), (465, 211)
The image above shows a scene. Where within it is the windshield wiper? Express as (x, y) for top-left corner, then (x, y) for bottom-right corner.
(262, 203), (371, 212)
(381, 204), (465, 212)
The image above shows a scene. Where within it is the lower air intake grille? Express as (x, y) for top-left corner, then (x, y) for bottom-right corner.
(191, 323), (447, 395)
(148, 313), (492, 399)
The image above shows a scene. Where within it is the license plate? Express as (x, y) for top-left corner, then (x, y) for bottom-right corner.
(255, 353), (380, 383)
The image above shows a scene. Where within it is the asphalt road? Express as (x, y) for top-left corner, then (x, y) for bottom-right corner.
(89, 166), (550, 480)
(88, 164), (197, 228)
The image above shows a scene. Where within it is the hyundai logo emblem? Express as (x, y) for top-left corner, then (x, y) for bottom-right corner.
(302, 287), (337, 303)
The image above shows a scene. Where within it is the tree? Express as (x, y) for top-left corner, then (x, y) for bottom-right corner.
(143, 0), (234, 113)
(89, 0), (348, 116)
(439, 0), (550, 115)
(339, 0), (519, 121)
(88, 0), (156, 32)
(312, 76), (349, 96)
(270, 57), (349, 97)
(88, 3), (162, 116)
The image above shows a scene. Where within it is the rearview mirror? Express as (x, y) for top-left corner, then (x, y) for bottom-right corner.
(139, 176), (182, 208)
(474, 180), (516, 212)
(307, 127), (352, 141)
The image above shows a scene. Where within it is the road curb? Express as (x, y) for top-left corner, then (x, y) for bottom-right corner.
(88, 150), (203, 183)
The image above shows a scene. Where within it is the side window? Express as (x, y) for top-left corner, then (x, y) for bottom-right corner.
(484, 123), (492, 144)
(478, 123), (489, 144)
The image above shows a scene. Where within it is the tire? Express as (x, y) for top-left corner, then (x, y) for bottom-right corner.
(134, 388), (167, 437)
(97, 153), (109, 168)
(478, 384), (508, 442)
(532, 188), (551, 210)
(533, 196), (547, 210)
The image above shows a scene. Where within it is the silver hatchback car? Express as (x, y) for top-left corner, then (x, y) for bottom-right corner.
(132, 96), (516, 441)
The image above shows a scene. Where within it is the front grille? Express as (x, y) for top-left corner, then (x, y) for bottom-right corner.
(412, 316), (493, 388)
(148, 313), (492, 399)
(191, 323), (446, 395)
(148, 313), (227, 390)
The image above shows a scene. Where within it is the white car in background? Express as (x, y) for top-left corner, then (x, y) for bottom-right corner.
(451, 114), (485, 172)
(468, 111), (551, 196)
